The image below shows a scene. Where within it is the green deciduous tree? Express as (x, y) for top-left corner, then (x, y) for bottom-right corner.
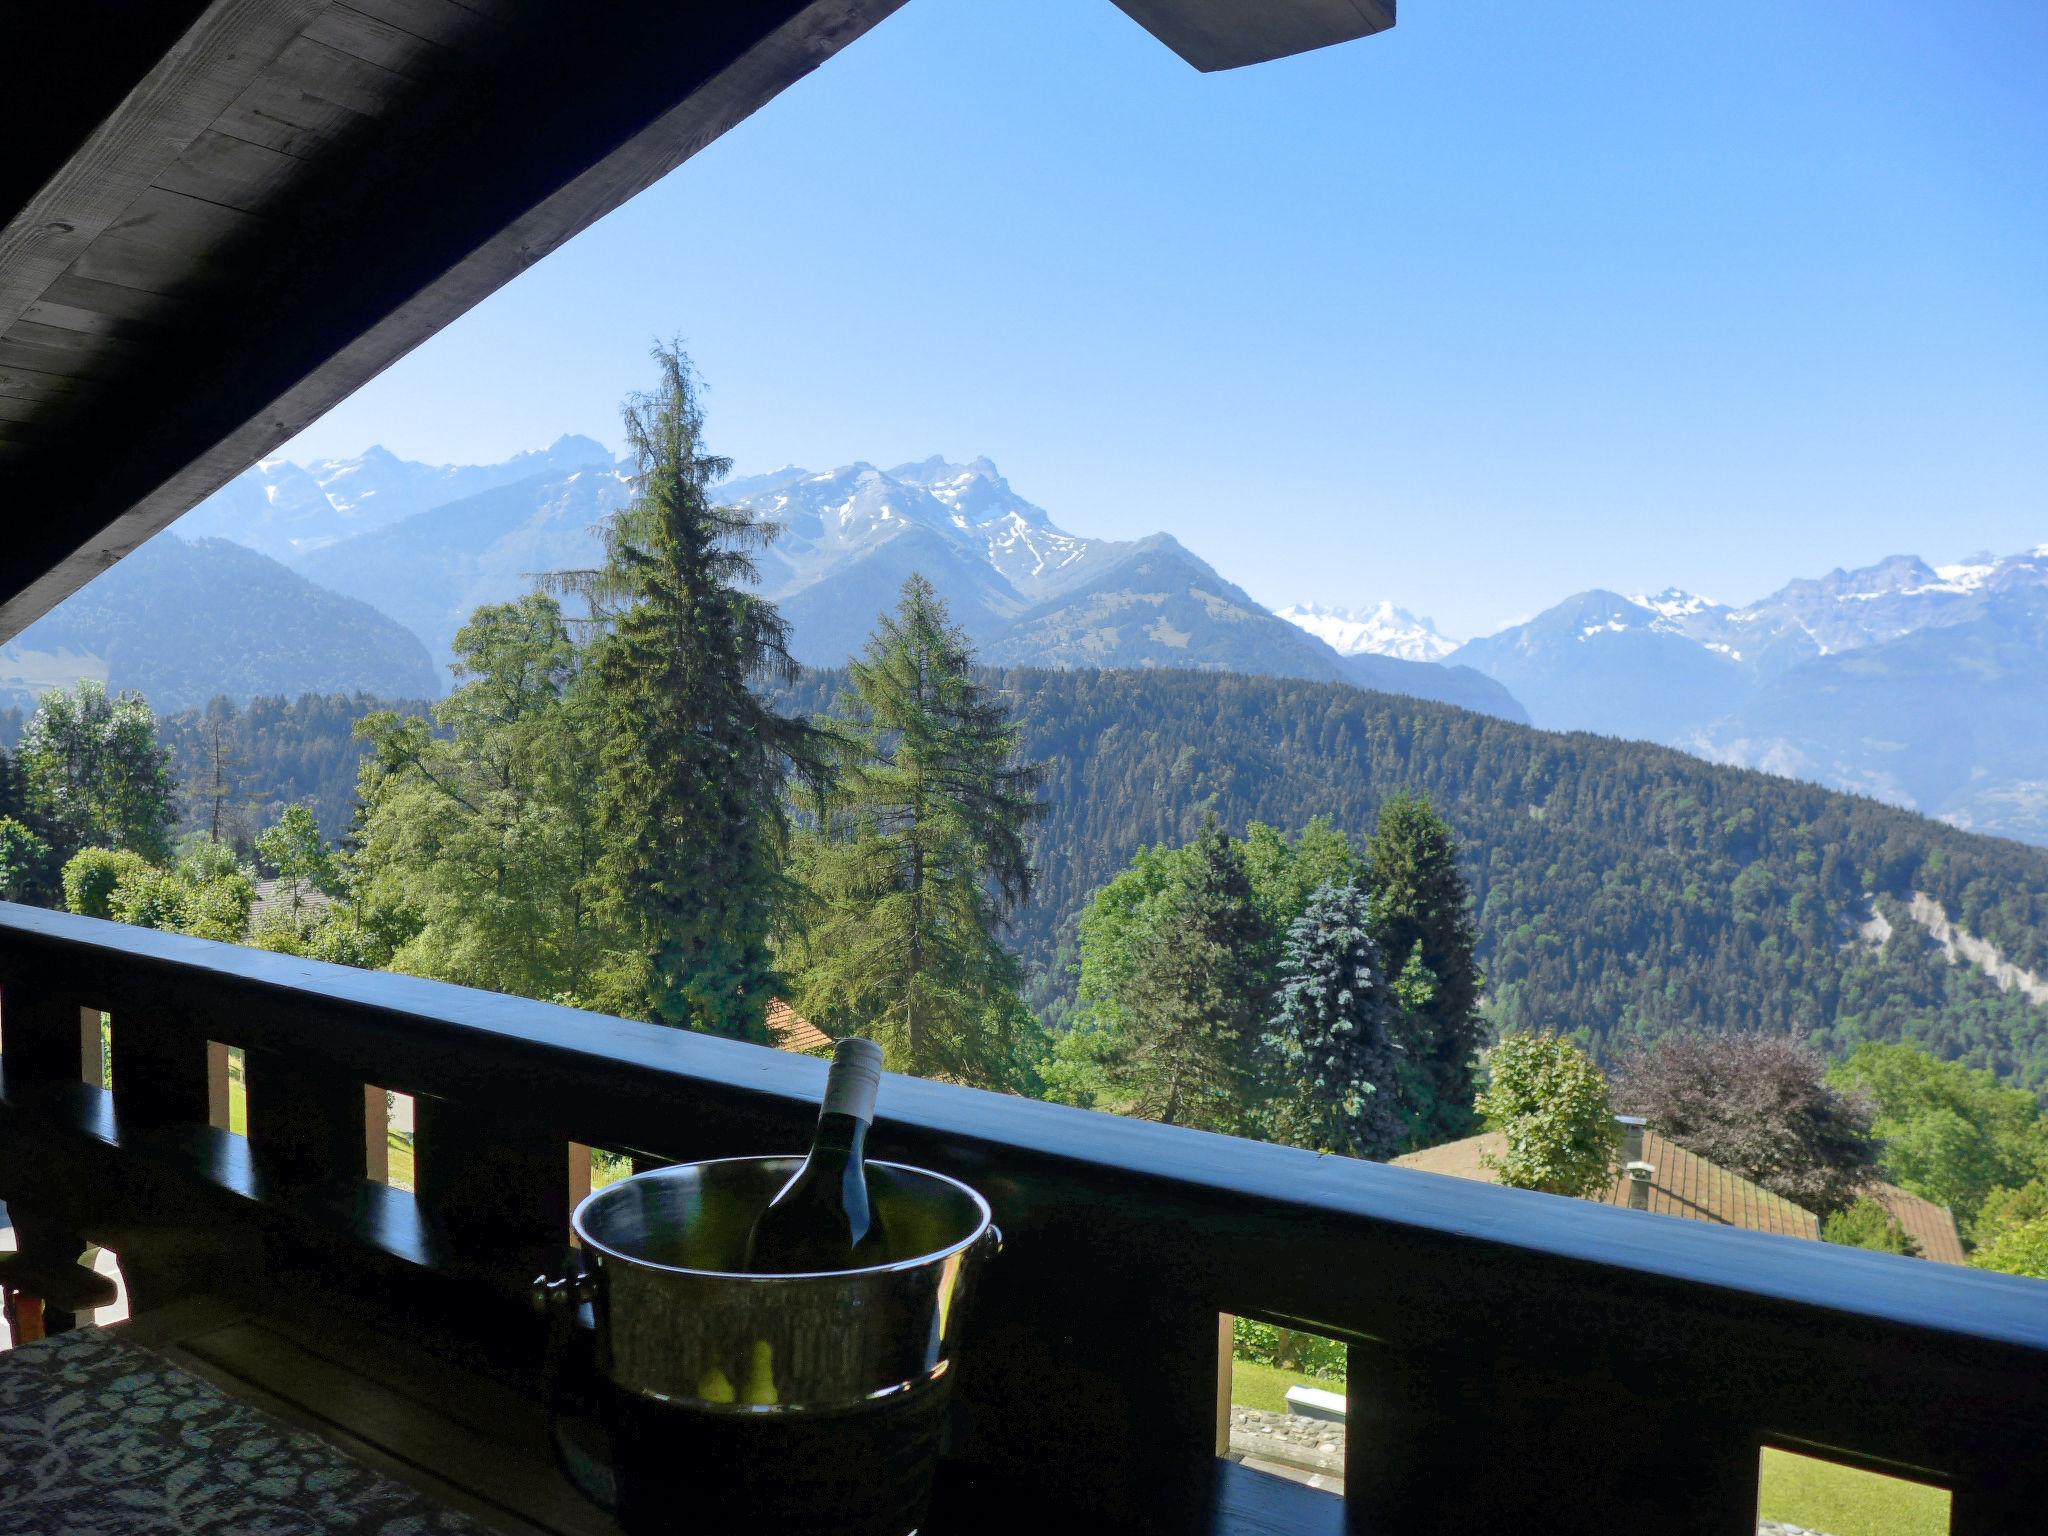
(1476, 1031), (1618, 1197)
(1822, 1196), (1920, 1256)
(0, 817), (51, 903)
(557, 345), (822, 1038)
(256, 803), (336, 921)
(1366, 793), (1484, 1145)
(353, 594), (610, 1000)
(19, 681), (177, 863)
(786, 577), (1044, 1084)
(1263, 879), (1405, 1158)
(1828, 1041), (2048, 1231)
(1970, 1216), (2048, 1280)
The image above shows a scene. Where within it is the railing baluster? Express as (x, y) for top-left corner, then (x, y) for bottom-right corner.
(244, 1047), (366, 1189)
(0, 980), (90, 1085)
(413, 1097), (567, 1288)
(107, 1001), (209, 1129)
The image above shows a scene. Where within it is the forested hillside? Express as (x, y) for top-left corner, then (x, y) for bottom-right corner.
(157, 694), (431, 842)
(133, 667), (2048, 1089)
(783, 668), (2048, 1086)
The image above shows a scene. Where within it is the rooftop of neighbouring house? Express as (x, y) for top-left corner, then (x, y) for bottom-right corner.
(1393, 1128), (1967, 1262)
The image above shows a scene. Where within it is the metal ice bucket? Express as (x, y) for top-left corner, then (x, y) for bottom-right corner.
(535, 1155), (1000, 1536)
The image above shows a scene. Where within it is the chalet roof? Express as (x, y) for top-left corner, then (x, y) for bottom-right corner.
(1870, 1182), (1967, 1266)
(1393, 1131), (1970, 1264)
(0, 1), (1391, 641)
(1395, 1130), (1820, 1240)
(766, 999), (831, 1055)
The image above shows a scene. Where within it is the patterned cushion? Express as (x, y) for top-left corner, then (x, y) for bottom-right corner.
(0, 1326), (484, 1534)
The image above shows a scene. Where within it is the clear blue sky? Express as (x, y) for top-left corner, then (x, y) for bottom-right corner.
(277, 0), (2048, 639)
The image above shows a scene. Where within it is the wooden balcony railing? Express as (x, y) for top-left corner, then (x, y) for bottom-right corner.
(1, 900), (2043, 1534)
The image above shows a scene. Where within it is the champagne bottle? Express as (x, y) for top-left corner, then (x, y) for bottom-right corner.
(742, 1038), (888, 1273)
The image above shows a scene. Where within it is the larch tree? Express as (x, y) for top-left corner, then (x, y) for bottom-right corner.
(557, 343), (825, 1038)
(1366, 792), (1485, 1145)
(787, 576), (1043, 1084)
(1263, 879), (1407, 1159)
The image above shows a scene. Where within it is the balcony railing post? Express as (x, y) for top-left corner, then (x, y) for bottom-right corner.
(106, 999), (210, 1130)
(0, 979), (91, 1085)
(413, 1096), (568, 1289)
(243, 1046), (368, 1189)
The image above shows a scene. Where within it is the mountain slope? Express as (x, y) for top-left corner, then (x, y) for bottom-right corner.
(176, 434), (616, 560)
(781, 665), (2048, 1086)
(0, 537), (439, 712)
(296, 465), (632, 665)
(1451, 590), (1753, 741)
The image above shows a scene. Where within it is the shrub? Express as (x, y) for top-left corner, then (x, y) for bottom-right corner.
(1970, 1215), (2048, 1280)
(110, 867), (193, 932)
(181, 874), (255, 944)
(1822, 1197), (1919, 1257)
(0, 817), (51, 903)
(61, 847), (155, 920)
(1476, 1030), (1617, 1197)
(1231, 1317), (1347, 1383)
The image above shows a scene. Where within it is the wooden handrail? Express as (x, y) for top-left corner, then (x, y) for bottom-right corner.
(2, 901), (2043, 1534)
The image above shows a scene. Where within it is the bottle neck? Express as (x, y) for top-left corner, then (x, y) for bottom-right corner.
(810, 1109), (869, 1161)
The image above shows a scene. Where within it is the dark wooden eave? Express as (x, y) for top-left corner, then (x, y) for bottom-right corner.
(0, 0), (1392, 645)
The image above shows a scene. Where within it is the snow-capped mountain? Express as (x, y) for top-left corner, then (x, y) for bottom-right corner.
(719, 457), (1114, 606)
(1449, 545), (2048, 842)
(175, 434), (616, 561)
(174, 446), (1528, 721)
(1273, 601), (1460, 663)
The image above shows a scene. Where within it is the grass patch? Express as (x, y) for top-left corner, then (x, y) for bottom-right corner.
(1228, 1357), (1331, 1416)
(1757, 1448), (1949, 1536)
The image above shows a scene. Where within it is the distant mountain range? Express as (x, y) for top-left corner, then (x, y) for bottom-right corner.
(15, 433), (2038, 848)
(1272, 602), (1459, 662)
(0, 536), (437, 713)
(1441, 546), (2048, 843)
(157, 445), (1527, 721)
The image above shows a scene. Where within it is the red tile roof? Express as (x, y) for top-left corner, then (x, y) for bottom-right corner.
(765, 999), (831, 1055)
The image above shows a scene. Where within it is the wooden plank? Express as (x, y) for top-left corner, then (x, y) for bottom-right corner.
(78, 1006), (103, 1089)
(151, 130), (305, 214)
(306, 5), (454, 77)
(34, 273), (192, 324)
(206, 1040), (233, 1132)
(0, 0), (322, 334)
(213, 73), (378, 161)
(339, 0), (499, 50)
(0, 396), (43, 423)
(364, 1084), (390, 1184)
(0, 366), (77, 403)
(2, 318), (135, 365)
(267, 33), (426, 116)
(0, 336), (92, 378)
(105, 184), (263, 248)
(243, 1046), (367, 1189)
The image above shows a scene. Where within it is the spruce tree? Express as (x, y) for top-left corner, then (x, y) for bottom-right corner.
(1366, 793), (1484, 1144)
(787, 576), (1043, 1083)
(558, 345), (823, 1039)
(1264, 880), (1406, 1159)
(1106, 816), (1271, 1132)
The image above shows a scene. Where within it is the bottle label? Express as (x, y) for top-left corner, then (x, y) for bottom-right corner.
(822, 1038), (883, 1123)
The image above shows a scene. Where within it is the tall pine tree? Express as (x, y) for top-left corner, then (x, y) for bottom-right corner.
(557, 345), (823, 1039)
(1264, 880), (1406, 1159)
(785, 576), (1043, 1083)
(1365, 792), (1485, 1146)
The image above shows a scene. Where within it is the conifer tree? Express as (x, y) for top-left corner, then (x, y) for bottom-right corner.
(1263, 880), (1406, 1158)
(1103, 816), (1271, 1132)
(787, 576), (1043, 1083)
(556, 345), (823, 1038)
(1366, 792), (1484, 1144)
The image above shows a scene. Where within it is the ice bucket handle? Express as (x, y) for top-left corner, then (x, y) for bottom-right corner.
(532, 1255), (616, 1511)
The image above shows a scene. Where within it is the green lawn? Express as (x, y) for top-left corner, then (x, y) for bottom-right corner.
(1757, 1449), (1950, 1536)
(1227, 1358), (1333, 1415)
